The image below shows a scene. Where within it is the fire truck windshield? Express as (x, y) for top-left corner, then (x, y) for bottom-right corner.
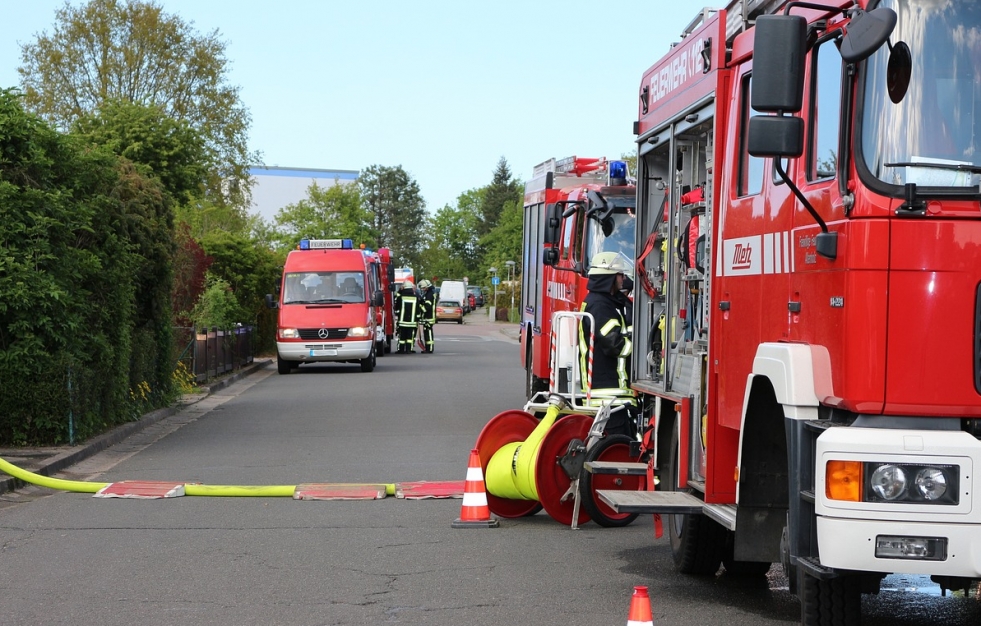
(587, 202), (636, 262)
(860, 0), (981, 191)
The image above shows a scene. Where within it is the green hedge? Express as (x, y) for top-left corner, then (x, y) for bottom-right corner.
(0, 90), (175, 445)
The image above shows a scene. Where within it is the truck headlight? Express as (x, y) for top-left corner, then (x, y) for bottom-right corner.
(825, 461), (960, 505)
(864, 462), (958, 505)
(279, 328), (299, 339)
(870, 464), (907, 501)
(347, 326), (369, 337)
(914, 467), (948, 501)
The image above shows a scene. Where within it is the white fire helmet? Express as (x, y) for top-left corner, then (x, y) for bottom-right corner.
(588, 251), (634, 277)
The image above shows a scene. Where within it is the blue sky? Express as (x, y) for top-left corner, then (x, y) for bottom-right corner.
(0, 1), (707, 216)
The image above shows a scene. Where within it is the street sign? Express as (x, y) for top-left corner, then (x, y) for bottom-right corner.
(492, 276), (500, 285)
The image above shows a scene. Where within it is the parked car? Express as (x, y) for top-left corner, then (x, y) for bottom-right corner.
(436, 300), (464, 324)
(467, 286), (485, 307)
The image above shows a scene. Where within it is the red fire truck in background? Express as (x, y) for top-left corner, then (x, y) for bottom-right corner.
(519, 156), (636, 400)
(589, 0), (981, 623)
(266, 238), (394, 373)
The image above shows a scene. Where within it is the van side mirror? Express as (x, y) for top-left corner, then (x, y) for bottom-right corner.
(372, 290), (384, 306)
(265, 293), (278, 309)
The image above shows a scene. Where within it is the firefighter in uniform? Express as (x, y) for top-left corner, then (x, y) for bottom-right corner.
(579, 251), (636, 436)
(416, 279), (436, 353)
(394, 279), (419, 354)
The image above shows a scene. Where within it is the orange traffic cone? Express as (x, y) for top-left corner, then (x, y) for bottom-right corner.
(451, 448), (499, 528)
(626, 585), (654, 625)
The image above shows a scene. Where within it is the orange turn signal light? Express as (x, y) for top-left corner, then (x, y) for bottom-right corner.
(826, 460), (863, 501)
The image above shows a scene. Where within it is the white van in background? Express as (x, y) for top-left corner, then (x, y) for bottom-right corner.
(438, 280), (469, 314)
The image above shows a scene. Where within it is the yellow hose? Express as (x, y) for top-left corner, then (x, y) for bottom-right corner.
(0, 455), (400, 498)
(0, 456), (108, 493)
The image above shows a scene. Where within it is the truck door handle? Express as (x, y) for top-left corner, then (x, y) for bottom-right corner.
(719, 301), (730, 311)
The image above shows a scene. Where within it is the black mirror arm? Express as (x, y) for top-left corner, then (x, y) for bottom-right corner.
(773, 159), (837, 260)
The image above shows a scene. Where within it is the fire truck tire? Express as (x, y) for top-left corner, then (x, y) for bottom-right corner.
(277, 354), (295, 375)
(385, 337), (392, 353)
(799, 567), (861, 626)
(376, 338), (385, 357)
(579, 434), (642, 527)
(524, 349), (547, 400)
(666, 426), (725, 574)
(360, 346), (376, 372)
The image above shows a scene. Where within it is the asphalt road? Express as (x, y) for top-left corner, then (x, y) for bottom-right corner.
(0, 312), (979, 625)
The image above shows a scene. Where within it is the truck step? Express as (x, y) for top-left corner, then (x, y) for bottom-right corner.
(584, 461), (648, 475)
(596, 490), (704, 514)
(596, 490), (737, 530)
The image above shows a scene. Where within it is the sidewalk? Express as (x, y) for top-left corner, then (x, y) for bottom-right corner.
(0, 358), (273, 497)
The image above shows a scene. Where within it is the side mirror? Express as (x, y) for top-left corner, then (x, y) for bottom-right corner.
(748, 116), (804, 157)
(372, 290), (384, 306)
(543, 247), (559, 267)
(751, 15), (806, 113)
(840, 7), (897, 62)
(265, 293), (278, 309)
(543, 203), (562, 245)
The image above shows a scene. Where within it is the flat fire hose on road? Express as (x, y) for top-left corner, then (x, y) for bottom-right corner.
(0, 455), (441, 499)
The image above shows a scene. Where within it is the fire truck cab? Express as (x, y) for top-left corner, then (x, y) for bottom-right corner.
(592, 1), (981, 624)
(519, 157), (636, 400)
(267, 238), (393, 374)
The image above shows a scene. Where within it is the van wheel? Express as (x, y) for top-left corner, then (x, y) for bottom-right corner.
(360, 347), (376, 372)
(376, 339), (385, 358)
(277, 354), (294, 375)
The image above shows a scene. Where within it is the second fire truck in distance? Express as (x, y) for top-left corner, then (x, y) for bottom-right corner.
(589, 0), (981, 624)
(519, 156), (636, 400)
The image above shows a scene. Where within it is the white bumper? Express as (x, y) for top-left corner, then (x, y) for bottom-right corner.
(815, 426), (981, 576)
(277, 339), (373, 362)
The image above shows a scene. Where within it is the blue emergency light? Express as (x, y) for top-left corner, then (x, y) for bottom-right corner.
(609, 160), (627, 180)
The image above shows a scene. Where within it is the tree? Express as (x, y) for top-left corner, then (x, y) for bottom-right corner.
(479, 157), (521, 236)
(74, 100), (208, 207)
(359, 164), (426, 267)
(420, 189), (483, 281)
(18, 0), (257, 209)
(271, 181), (374, 250)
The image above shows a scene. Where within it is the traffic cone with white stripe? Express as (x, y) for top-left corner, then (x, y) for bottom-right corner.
(451, 448), (499, 528)
(626, 585), (654, 625)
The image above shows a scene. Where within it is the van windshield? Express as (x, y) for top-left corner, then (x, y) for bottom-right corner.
(284, 271), (365, 304)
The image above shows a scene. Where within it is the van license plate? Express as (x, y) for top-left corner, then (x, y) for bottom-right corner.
(310, 349), (337, 356)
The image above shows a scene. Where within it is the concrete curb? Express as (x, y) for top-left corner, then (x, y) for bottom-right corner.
(0, 359), (272, 497)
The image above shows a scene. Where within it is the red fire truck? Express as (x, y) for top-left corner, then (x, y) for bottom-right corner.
(590, 0), (981, 623)
(519, 156), (636, 400)
(266, 238), (394, 373)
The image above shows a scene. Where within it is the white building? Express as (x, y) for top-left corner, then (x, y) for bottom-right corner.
(248, 166), (358, 223)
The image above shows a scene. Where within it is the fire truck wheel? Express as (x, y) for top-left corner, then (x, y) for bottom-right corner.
(666, 426), (726, 574)
(799, 566), (861, 626)
(579, 434), (642, 527)
(360, 346), (376, 372)
(524, 347), (547, 400)
(376, 339), (385, 358)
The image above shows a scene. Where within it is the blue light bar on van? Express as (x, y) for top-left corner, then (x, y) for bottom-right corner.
(298, 238), (353, 250)
(609, 160), (627, 181)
